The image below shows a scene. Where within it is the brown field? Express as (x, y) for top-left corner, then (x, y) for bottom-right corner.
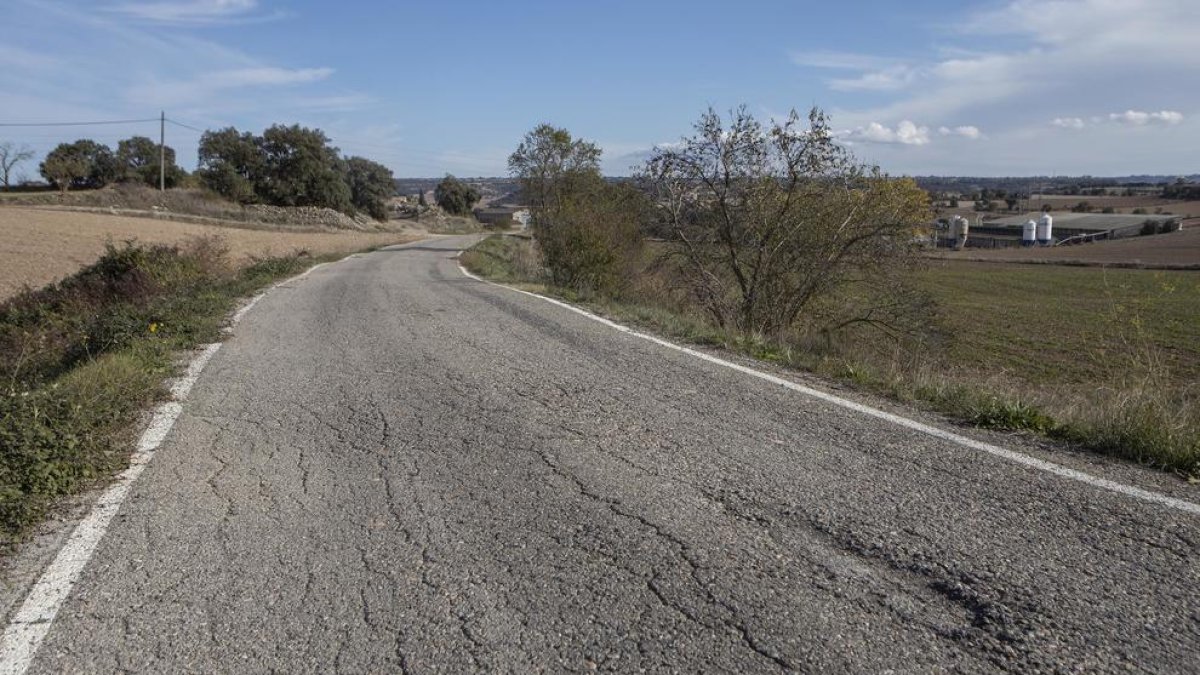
(934, 226), (1200, 267)
(0, 207), (423, 301)
(937, 197), (1200, 221)
(1029, 196), (1200, 217)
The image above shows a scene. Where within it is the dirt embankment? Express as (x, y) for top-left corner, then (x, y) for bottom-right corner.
(0, 207), (425, 301)
(0, 184), (389, 231)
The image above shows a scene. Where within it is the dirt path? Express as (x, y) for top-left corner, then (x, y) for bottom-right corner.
(0, 207), (426, 300)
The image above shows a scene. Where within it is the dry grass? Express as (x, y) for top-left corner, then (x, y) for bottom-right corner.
(464, 235), (1200, 476)
(0, 207), (419, 301)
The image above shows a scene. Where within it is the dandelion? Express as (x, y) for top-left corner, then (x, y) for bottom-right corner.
(149, 322), (159, 333)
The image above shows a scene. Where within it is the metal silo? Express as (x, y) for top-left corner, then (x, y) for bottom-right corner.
(1023, 219), (1037, 246)
(1037, 213), (1054, 245)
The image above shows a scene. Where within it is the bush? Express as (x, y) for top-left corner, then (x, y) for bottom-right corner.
(0, 239), (327, 545)
(434, 175), (480, 216)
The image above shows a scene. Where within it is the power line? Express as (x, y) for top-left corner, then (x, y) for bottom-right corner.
(165, 118), (206, 133)
(0, 118), (159, 127)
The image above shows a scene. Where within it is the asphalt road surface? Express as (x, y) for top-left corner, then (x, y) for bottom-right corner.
(18, 236), (1200, 672)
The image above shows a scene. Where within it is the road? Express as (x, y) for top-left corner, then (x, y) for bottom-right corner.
(12, 236), (1200, 672)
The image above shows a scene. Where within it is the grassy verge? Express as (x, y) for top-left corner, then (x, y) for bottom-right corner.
(0, 237), (348, 549)
(462, 235), (1200, 478)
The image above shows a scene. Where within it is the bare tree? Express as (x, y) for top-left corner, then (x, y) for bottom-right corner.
(0, 142), (35, 189)
(643, 107), (930, 338)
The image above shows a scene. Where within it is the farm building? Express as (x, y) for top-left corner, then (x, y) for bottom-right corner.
(474, 206), (531, 228)
(936, 212), (1180, 249)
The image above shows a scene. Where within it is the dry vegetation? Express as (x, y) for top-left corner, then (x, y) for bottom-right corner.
(464, 235), (1200, 476)
(0, 238), (364, 546)
(0, 207), (419, 301)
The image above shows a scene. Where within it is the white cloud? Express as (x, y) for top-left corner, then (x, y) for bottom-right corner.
(790, 50), (896, 71)
(845, 121), (930, 145)
(1052, 117), (1086, 129)
(108, 0), (281, 24)
(127, 66), (334, 106)
(792, 51), (918, 92)
(1050, 111), (1185, 130)
(0, 45), (60, 70)
(938, 125), (983, 139)
(820, 1), (1199, 128)
(202, 66), (333, 87)
(791, 0), (1199, 173)
(1108, 110), (1184, 126)
(830, 66), (917, 92)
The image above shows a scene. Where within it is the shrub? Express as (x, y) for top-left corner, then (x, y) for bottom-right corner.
(434, 175), (480, 216)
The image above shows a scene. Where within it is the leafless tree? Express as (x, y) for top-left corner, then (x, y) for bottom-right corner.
(642, 107), (931, 338)
(0, 142), (35, 189)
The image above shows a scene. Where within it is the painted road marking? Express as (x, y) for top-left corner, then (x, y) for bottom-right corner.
(0, 261), (332, 675)
(457, 255), (1200, 517)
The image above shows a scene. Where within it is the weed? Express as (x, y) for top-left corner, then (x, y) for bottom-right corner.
(462, 236), (1200, 478)
(0, 237), (335, 548)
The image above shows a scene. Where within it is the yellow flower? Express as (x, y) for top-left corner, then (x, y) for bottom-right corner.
(149, 323), (159, 333)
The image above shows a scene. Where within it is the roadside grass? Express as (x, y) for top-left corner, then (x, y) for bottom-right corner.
(462, 234), (1200, 478)
(0, 237), (341, 549)
(417, 214), (487, 235)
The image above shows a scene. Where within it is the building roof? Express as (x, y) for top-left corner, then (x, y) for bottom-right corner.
(988, 213), (1176, 229)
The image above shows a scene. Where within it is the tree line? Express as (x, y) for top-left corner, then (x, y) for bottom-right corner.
(39, 137), (186, 192)
(196, 125), (393, 220)
(508, 106), (930, 341)
(17, 124), (397, 221)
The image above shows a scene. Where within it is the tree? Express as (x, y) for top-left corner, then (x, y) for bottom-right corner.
(643, 106), (929, 337)
(509, 124), (642, 295)
(39, 147), (89, 192)
(40, 140), (116, 191)
(197, 127), (264, 203)
(345, 156), (395, 220)
(509, 123), (602, 220)
(117, 136), (185, 188)
(433, 175), (480, 215)
(255, 124), (351, 213)
(0, 142), (35, 189)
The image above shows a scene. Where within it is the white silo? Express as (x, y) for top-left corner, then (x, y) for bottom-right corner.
(1037, 213), (1054, 245)
(1022, 219), (1037, 246)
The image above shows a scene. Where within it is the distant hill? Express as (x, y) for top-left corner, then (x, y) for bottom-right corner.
(394, 177), (523, 206)
(915, 175), (1200, 195)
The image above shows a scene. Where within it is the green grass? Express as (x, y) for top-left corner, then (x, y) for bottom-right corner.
(462, 235), (1200, 478)
(0, 238), (342, 548)
(920, 261), (1200, 386)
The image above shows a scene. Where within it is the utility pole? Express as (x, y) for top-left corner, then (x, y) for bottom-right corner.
(159, 111), (166, 192)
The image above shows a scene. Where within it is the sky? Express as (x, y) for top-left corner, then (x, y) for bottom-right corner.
(0, 0), (1196, 178)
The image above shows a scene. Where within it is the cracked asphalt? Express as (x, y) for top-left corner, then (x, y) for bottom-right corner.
(25, 236), (1200, 672)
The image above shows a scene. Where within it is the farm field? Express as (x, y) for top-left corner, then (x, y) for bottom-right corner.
(933, 226), (1200, 267)
(918, 260), (1200, 388)
(0, 207), (421, 301)
(1029, 195), (1200, 216)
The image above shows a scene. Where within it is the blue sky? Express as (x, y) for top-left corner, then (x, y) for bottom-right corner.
(1, 0), (1196, 177)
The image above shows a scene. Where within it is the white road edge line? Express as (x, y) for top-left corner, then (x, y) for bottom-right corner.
(455, 253), (1200, 517)
(0, 261), (331, 675)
